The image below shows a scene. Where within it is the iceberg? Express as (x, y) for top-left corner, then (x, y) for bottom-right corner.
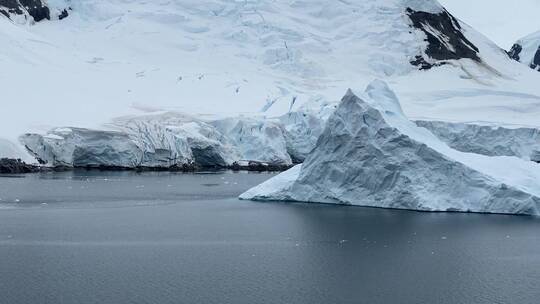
(241, 81), (540, 215)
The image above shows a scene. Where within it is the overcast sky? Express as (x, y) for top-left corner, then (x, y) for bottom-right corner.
(439, 0), (540, 48)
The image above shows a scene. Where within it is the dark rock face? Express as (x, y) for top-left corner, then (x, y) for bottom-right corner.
(58, 8), (68, 20)
(19, 0), (49, 21)
(0, 0), (24, 17)
(508, 43), (523, 61)
(507, 42), (540, 71)
(0, 158), (39, 174)
(530, 47), (540, 71)
(0, 0), (50, 22)
(406, 7), (480, 70)
(229, 161), (292, 172)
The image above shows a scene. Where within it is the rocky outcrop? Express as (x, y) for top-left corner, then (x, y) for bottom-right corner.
(406, 7), (480, 70)
(0, 158), (39, 173)
(509, 42), (540, 71)
(241, 81), (540, 216)
(0, 0), (50, 22)
(508, 43), (523, 62)
(416, 121), (540, 161)
(508, 31), (540, 71)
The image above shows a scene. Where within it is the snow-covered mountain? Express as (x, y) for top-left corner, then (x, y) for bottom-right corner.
(2, 0), (540, 167)
(508, 31), (540, 71)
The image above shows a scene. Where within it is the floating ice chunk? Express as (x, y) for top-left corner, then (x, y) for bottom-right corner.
(241, 81), (540, 215)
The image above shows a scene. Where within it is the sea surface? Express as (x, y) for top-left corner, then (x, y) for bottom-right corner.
(0, 170), (539, 304)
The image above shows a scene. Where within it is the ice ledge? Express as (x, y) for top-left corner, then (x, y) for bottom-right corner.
(241, 80), (540, 216)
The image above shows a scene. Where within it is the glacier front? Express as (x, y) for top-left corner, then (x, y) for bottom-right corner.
(241, 81), (540, 215)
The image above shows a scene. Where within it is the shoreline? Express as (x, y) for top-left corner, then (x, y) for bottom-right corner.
(0, 158), (294, 174)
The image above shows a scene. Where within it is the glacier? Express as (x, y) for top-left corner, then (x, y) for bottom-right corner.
(19, 114), (239, 169)
(3, 0), (540, 154)
(416, 121), (540, 161)
(19, 111), (319, 168)
(241, 81), (540, 215)
(20, 127), (167, 168)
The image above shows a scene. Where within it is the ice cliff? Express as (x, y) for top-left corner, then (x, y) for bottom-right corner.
(19, 111), (329, 168)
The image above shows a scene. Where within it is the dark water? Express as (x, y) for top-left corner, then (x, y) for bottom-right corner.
(0, 171), (539, 304)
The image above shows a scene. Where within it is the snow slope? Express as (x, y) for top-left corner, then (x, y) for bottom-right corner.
(508, 30), (540, 71)
(439, 0), (540, 49)
(2, 0), (540, 163)
(241, 81), (540, 215)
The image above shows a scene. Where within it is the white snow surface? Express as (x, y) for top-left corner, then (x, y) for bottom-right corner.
(241, 81), (540, 215)
(511, 30), (540, 69)
(3, 0), (540, 161)
(439, 0), (540, 49)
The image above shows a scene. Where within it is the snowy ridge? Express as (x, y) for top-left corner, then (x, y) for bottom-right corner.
(508, 30), (540, 71)
(241, 81), (540, 215)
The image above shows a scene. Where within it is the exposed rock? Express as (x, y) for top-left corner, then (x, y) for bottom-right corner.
(406, 7), (480, 69)
(416, 121), (540, 161)
(507, 31), (540, 71)
(58, 8), (68, 20)
(229, 160), (293, 172)
(241, 81), (540, 216)
(0, 158), (39, 174)
(508, 43), (522, 62)
(0, 0), (50, 22)
(532, 48), (540, 71)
